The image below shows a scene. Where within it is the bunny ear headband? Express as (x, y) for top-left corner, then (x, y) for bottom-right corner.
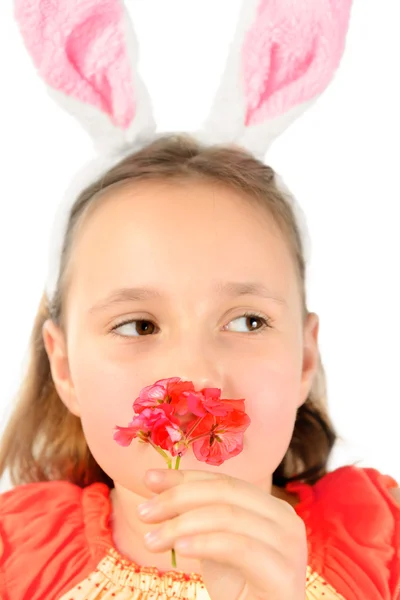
(14, 0), (353, 302)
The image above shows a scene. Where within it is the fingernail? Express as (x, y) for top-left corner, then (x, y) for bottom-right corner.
(144, 529), (161, 547)
(175, 537), (192, 552)
(137, 500), (155, 517)
(146, 470), (166, 483)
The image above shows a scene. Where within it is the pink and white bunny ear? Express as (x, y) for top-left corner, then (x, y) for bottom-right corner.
(14, 0), (156, 155)
(198, 0), (353, 159)
(14, 0), (157, 300)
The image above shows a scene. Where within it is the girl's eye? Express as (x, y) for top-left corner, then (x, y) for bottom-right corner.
(111, 313), (271, 338)
(111, 319), (158, 337)
(225, 313), (270, 333)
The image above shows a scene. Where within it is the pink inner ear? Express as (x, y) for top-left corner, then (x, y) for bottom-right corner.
(242, 0), (352, 126)
(14, 0), (136, 129)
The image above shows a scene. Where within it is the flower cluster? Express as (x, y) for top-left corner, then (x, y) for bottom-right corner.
(114, 377), (251, 467)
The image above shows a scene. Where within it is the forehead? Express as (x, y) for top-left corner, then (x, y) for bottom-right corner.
(67, 179), (299, 307)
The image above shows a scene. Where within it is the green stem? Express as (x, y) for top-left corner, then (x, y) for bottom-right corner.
(171, 547), (177, 568)
(184, 415), (205, 440)
(148, 438), (172, 468)
(185, 432), (212, 444)
(169, 456), (181, 567)
(148, 443), (183, 567)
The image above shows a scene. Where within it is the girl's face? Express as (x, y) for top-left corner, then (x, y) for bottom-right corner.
(44, 180), (319, 495)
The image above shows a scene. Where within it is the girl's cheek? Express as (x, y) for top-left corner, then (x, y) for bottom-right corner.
(234, 362), (302, 466)
(236, 354), (301, 416)
(68, 338), (302, 485)
(69, 342), (152, 415)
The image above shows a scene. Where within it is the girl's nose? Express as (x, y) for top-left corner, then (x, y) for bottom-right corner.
(176, 367), (223, 392)
(161, 343), (224, 392)
(184, 375), (219, 391)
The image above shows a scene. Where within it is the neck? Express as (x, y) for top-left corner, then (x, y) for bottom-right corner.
(110, 484), (203, 574)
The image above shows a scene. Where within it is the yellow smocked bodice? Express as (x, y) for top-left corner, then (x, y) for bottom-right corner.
(59, 546), (345, 599)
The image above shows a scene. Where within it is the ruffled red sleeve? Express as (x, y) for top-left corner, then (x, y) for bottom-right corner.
(0, 480), (111, 600)
(287, 466), (400, 600)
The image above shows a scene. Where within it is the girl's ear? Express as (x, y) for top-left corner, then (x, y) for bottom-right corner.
(42, 319), (81, 417)
(199, 0), (353, 160)
(299, 312), (320, 407)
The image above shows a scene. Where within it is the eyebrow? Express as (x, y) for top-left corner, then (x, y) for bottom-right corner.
(88, 281), (286, 313)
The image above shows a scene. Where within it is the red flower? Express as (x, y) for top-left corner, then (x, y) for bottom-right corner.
(190, 410), (251, 466)
(114, 405), (182, 453)
(133, 377), (195, 415)
(185, 388), (223, 416)
(149, 406), (183, 454)
(113, 412), (151, 446)
(115, 377), (251, 466)
(185, 388), (246, 417)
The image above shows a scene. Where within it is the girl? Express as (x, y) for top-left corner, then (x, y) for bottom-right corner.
(1, 1), (399, 599)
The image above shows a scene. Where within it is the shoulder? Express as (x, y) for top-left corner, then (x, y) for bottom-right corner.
(324, 465), (400, 516)
(289, 464), (400, 516)
(310, 465), (400, 541)
(316, 464), (399, 501)
(289, 465), (400, 599)
(0, 480), (84, 545)
(0, 480), (111, 599)
(0, 478), (82, 510)
(326, 467), (400, 596)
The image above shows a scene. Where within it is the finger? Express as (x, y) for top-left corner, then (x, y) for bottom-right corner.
(176, 532), (293, 595)
(140, 473), (297, 523)
(142, 504), (284, 553)
(144, 468), (230, 492)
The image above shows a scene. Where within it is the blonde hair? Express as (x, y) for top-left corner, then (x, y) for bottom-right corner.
(0, 134), (337, 489)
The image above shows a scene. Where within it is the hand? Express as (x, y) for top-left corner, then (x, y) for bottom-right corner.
(138, 469), (308, 600)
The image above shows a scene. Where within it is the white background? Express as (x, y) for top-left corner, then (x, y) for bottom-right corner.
(0, 1), (399, 492)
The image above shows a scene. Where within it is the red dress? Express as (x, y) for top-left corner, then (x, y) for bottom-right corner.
(0, 465), (399, 599)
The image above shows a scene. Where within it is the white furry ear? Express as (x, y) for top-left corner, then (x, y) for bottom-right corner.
(14, 0), (159, 301)
(198, 0), (353, 159)
(14, 0), (156, 155)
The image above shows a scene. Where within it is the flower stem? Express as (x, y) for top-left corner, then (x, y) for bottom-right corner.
(184, 415), (205, 440)
(168, 458), (180, 567)
(168, 456), (181, 569)
(171, 548), (177, 568)
(148, 438), (172, 468)
(185, 432), (212, 444)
